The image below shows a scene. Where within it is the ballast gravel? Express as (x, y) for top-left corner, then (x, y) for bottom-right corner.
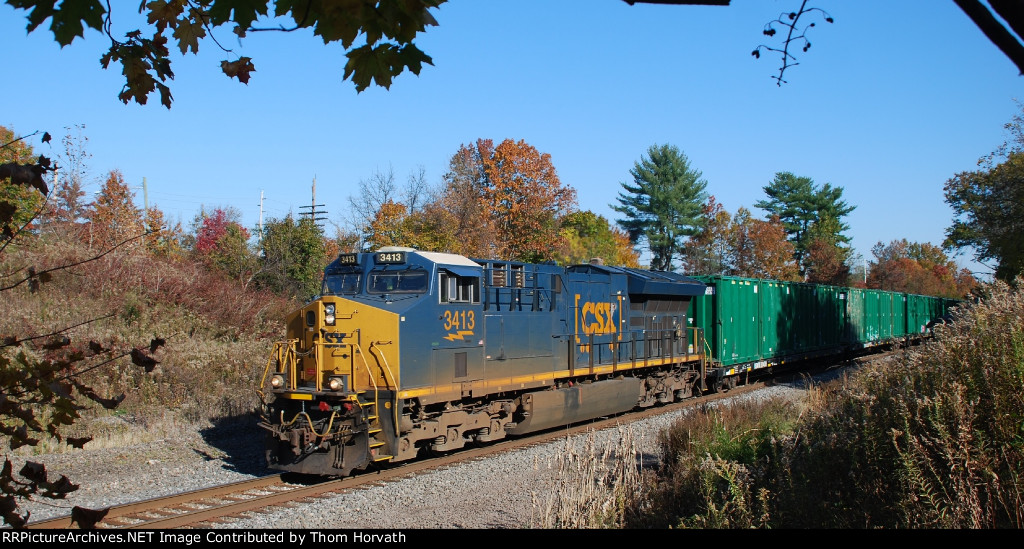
(12, 376), (831, 530)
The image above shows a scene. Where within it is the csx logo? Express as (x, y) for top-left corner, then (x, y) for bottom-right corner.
(576, 297), (618, 336)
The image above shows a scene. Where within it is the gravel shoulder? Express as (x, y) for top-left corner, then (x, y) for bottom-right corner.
(11, 378), (822, 529)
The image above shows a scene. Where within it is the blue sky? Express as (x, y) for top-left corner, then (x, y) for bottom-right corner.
(1, 1), (1020, 278)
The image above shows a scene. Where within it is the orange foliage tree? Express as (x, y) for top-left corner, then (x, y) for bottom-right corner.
(868, 239), (978, 298)
(436, 138), (577, 262)
(87, 169), (143, 250)
(479, 139), (577, 262)
(681, 196), (732, 275)
(732, 209), (800, 281)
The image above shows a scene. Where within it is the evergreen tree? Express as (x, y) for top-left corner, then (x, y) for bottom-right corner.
(613, 144), (708, 271)
(755, 172), (854, 276)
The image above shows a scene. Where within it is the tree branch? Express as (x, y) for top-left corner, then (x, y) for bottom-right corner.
(955, 0), (1024, 75)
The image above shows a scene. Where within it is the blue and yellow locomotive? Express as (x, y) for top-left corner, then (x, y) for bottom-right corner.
(258, 248), (708, 476)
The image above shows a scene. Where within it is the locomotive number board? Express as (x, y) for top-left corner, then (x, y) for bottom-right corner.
(375, 251), (406, 264)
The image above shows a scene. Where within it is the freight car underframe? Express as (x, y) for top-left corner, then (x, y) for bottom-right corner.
(702, 332), (931, 392)
(259, 328), (710, 477)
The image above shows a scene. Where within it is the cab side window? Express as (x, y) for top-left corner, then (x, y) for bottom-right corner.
(439, 272), (480, 304)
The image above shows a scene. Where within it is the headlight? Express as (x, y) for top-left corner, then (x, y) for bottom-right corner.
(270, 374), (285, 388)
(324, 303), (336, 326)
(328, 376), (346, 391)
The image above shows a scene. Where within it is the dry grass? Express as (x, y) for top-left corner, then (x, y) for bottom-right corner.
(1, 236), (296, 453)
(537, 280), (1024, 528)
(531, 425), (646, 528)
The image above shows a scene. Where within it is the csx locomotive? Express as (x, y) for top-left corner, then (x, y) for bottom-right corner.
(258, 248), (956, 476)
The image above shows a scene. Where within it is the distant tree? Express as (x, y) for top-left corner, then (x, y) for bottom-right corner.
(680, 196), (732, 275)
(554, 210), (640, 267)
(731, 209), (800, 280)
(143, 206), (185, 259)
(802, 213), (851, 285)
(433, 142), (498, 257)
(87, 169), (143, 250)
(613, 144), (708, 271)
(0, 125), (47, 239)
(944, 152), (1024, 282)
(869, 239), (978, 297)
(191, 207), (257, 284)
(755, 171), (854, 276)
(345, 166), (432, 250)
(477, 139), (577, 262)
(257, 214), (328, 299)
(365, 200), (408, 250)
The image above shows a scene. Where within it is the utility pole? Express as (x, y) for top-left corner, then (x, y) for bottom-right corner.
(257, 190), (265, 241)
(298, 176), (328, 229)
(142, 177), (149, 211)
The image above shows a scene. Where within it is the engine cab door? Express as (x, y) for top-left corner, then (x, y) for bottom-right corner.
(434, 268), (484, 396)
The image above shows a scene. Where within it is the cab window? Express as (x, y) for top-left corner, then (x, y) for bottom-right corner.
(367, 270), (428, 294)
(439, 272), (480, 304)
(322, 272), (362, 295)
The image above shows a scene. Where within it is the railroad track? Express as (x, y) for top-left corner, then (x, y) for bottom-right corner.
(26, 352), (889, 529)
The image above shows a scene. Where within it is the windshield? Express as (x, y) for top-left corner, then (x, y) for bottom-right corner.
(322, 272), (363, 295)
(367, 269), (429, 294)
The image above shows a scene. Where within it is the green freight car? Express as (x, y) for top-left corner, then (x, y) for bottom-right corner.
(689, 276), (957, 390)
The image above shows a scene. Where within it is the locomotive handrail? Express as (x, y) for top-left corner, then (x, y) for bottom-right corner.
(352, 342), (395, 437)
(369, 342), (401, 438)
(260, 340), (299, 394)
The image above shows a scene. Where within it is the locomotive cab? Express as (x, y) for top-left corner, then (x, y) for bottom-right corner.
(259, 247), (484, 476)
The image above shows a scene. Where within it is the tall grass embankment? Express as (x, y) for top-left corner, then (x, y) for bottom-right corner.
(538, 281), (1023, 528)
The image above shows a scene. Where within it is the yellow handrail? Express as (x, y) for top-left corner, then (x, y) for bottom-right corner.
(369, 342), (400, 437)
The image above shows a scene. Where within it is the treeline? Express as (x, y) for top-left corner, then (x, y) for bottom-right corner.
(3, 125), (984, 307)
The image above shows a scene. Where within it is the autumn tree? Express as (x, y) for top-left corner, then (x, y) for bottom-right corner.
(0, 129), (161, 528)
(0, 125), (47, 239)
(345, 166), (432, 251)
(190, 207), (258, 285)
(364, 200), (409, 250)
(430, 141), (499, 257)
(680, 196), (732, 275)
(476, 139), (577, 262)
(731, 209), (800, 280)
(87, 169), (144, 250)
(802, 213), (852, 285)
(143, 206), (185, 259)
(869, 239), (978, 298)
(754, 171), (854, 276)
(613, 144), (708, 271)
(554, 210), (640, 267)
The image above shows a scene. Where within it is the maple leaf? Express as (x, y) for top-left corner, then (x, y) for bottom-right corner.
(221, 57), (256, 84)
(207, 0), (268, 32)
(172, 13), (206, 54)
